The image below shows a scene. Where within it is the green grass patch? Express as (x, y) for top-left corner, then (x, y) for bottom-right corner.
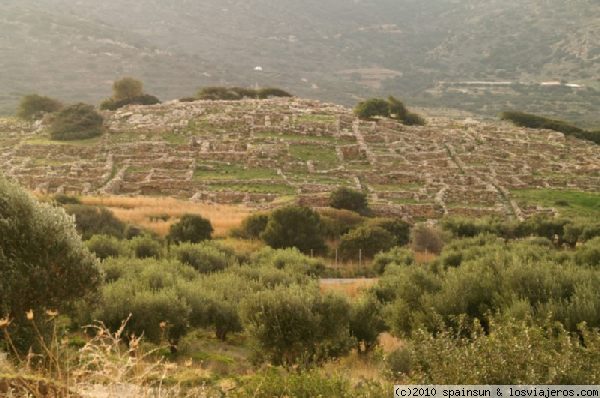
(255, 131), (337, 143)
(194, 163), (280, 180)
(289, 144), (339, 169)
(370, 183), (422, 192)
(205, 183), (296, 195)
(511, 189), (600, 218)
(296, 114), (337, 124)
(163, 132), (188, 145)
(24, 135), (103, 147)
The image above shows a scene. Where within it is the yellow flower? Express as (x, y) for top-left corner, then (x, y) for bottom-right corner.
(46, 309), (59, 318)
(26, 309), (34, 321)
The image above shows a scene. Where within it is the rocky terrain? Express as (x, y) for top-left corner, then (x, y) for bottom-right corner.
(1, 98), (598, 221)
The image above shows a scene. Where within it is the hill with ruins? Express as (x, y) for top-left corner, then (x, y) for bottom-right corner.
(1, 98), (598, 222)
(1, 0), (599, 126)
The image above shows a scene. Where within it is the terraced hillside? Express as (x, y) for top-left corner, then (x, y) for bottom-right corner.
(0, 98), (598, 221)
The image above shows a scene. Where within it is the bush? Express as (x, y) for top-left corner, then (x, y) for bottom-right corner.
(167, 214), (213, 244)
(196, 86), (292, 101)
(410, 223), (444, 254)
(329, 187), (369, 214)
(261, 206), (326, 254)
(318, 208), (365, 239)
(349, 295), (386, 353)
(112, 77), (144, 101)
(575, 237), (600, 267)
(237, 213), (269, 239)
(338, 225), (395, 260)
(53, 194), (81, 205)
(0, 178), (101, 350)
(17, 94), (63, 121)
(49, 103), (104, 141)
(64, 205), (126, 240)
(130, 235), (162, 259)
(368, 218), (411, 246)
(173, 242), (235, 274)
(86, 234), (124, 260)
(252, 247), (326, 277)
(242, 285), (353, 366)
(372, 247), (415, 274)
(354, 98), (390, 119)
(100, 94), (160, 111)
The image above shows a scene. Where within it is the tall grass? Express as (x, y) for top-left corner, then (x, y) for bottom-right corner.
(80, 196), (251, 237)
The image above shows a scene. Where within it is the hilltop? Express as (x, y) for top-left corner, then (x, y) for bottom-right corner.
(1, 0), (599, 125)
(1, 98), (598, 222)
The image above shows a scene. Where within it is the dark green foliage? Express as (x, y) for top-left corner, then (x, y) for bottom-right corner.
(64, 204), (126, 240)
(100, 94), (160, 111)
(0, 178), (101, 349)
(173, 242), (235, 274)
(53, 194), (81, 205)
(167, 214), (213, 244)
(372, 247), (415, 274)
(112, 77), (144, 101)
(403, 112), (426, 126)
(410, 223), (445, 254)
(86, 234), (124, 260)
(329, 187), (368, 214)
(318, 208), (365, 240)
(501, 111), (599, 144)
(197, 86), (292, 100)
(387, 348), (412, 375)
(130, 235), (162, 259)
(261, 206), (326, 254)
(355, 96), (426, 125)
(354, 98), (390, 119)
(349, 295), (387, 354)
(368, 218), (411, 246)
(402, 318), (600, 384)
(49, 103), (104, 140)
(17, 94), (63, 121)
(242, 285), (353, 366)
(338, 225), (395, 260)
(237, 213), (269, 239)
(179, 97), (197, 103)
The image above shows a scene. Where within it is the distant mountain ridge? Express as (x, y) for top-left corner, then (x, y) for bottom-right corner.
(1, 0), (598, 125)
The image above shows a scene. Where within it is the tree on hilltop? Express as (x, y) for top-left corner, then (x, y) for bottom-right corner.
(17, 94), (63, 121)
(100, 77), (160, 110)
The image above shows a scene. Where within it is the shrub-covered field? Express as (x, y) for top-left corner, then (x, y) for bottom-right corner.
(2, 178), (600, 395)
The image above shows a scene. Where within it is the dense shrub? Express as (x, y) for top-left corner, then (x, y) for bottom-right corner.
(173, 242), (235, 273)
(368, 218), (411, 246)
(167, 214), (213, 243)
(100, 94), (160, 111)
(349, 295), (387, 354)
(318, 208), (364, 240)
(53, 194), (81, 205)
(338, 225), (395, 260)
(130, 235), (162, 259)
(401, 318), (600, 384)
(574, 237), (600, 267)
(17, 94), (63, 121)
(242, 285), (353, 366)
(372, 246), (415, 274)
(354, 98), (390, 119)
(64, 204), (126, 240)
(329, 187), (369, 214)
(252, 247), (326, 277)
(197, 86), (291, 100)
(112, 77), (144, 101)
(410, 223), (445, 254)
(237, 213), (269, 239)
(86, 234), (124, 260)
(0, 178), (101, 350)
(261, 206), (326, 254)
(49, 103), (104, 140)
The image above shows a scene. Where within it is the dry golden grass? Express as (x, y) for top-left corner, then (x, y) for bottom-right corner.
(218, 238), (266, 257)
(320, 279), (377, 298)
(80, 196), (252, 237)
(378, 332), (403, 353)
(414, 251), (438, 264)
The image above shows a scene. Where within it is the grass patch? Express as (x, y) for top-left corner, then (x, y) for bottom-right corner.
(297, 114), (337, 124)
(163, 132), (188, 145)
(194, 163), (280, 181)
(24, 135), (103, 147)
(205, 183), (296, 195)
(511, 189), (600, 218)
(289, 144), (339, 169)
(255, 131), (337, 143)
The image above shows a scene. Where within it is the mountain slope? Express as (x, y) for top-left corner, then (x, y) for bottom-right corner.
(1, 0), (598, 125)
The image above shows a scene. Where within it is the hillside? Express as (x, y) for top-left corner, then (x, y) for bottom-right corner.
(1, 0), (599, 126)
(1, 98), (598, 221)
